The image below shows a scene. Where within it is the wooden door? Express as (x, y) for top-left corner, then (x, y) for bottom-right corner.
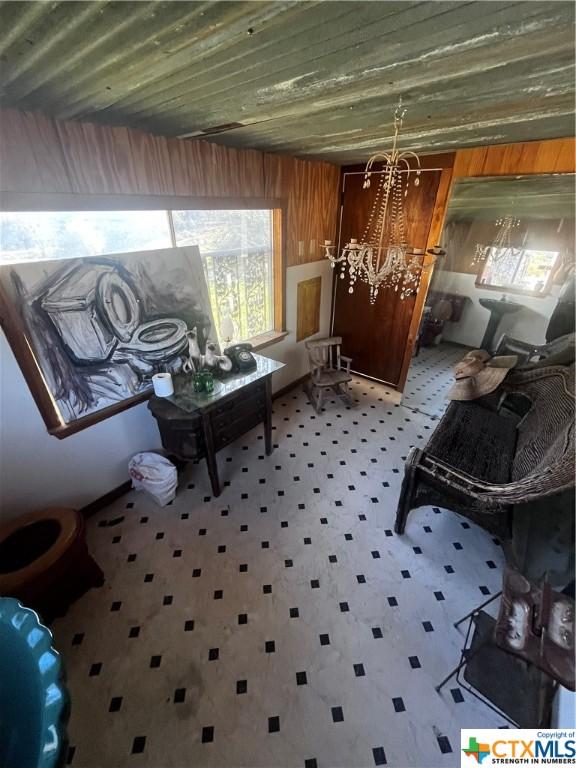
(332, 168), (442, 386)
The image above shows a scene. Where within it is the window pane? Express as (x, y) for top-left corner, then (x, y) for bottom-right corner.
(172, 209), (274, 343)
(479, 246), (558, 292)
(0, 210), (172, 265)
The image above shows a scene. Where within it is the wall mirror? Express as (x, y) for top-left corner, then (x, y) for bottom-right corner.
(401, 173), (575, 418)
(446, 174), (574, 298)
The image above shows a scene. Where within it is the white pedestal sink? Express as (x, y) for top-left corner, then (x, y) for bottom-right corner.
(479, 297), (522, 351)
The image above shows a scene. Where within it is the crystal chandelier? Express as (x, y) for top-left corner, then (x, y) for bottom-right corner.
(322, 99), (442, 304)
(473, 214), (522, 265)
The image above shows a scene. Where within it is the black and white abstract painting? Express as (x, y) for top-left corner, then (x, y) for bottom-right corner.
(0, 245), (215, 425)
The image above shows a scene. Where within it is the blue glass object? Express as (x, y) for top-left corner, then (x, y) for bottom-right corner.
(0, 598), (68, 768)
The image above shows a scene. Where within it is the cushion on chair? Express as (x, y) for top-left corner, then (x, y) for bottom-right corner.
(426, 402), (517, 483)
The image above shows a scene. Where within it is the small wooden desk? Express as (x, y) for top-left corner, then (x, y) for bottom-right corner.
(148, 355), (285, 497)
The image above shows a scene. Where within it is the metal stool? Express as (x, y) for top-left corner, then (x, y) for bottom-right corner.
(436, 569), (574, 727)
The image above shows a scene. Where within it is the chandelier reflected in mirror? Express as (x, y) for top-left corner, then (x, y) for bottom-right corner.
(473, 214), (523, 265)
(322, 99), (443, 304)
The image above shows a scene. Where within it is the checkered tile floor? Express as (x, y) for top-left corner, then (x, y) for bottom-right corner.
(52, 375), (506, 768)
(402, 343), (471, 419)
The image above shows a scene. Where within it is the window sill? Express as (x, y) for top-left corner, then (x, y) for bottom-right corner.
(248, 330), (289, 351)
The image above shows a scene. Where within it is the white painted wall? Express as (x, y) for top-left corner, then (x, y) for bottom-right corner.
(0, 259), (332, 519)
(264, 259), (334, 391)
(432, 270), (559, 349)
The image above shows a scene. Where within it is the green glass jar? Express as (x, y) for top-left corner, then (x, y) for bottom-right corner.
(202, 370), (215, 394)
(193, 371), (204, 393)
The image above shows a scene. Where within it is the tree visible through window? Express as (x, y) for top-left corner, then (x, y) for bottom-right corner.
(172, 209), (273, 342)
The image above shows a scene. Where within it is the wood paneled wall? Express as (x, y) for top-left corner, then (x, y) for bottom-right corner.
(453, 137), (576, 177)
(0, 109), (340, 267)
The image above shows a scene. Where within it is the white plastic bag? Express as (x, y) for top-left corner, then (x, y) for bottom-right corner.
(129, 452), (178, 507)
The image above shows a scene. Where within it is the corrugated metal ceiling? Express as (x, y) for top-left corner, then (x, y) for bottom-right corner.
(448, 174), (576, 219)
(0, 1), (574, 164)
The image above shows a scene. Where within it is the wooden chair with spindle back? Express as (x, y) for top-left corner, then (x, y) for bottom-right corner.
(304, 337), (353, 413)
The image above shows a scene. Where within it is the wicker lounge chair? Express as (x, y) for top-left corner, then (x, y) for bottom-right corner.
(394, 365), (575, 539)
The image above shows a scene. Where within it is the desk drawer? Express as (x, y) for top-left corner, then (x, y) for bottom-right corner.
(213, 407), (265, 450)
(211, 381), (266, 418)
(211, 391), (266, 432)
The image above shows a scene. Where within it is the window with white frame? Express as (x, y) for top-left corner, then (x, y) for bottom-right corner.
(0, 207), (276, 343)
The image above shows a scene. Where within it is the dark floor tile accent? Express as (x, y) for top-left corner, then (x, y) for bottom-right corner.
(89, 663), (102, 677)
(437, 736), (452, 754)
(310, 579), (320, 589)
(423, 621), (434, 632)
(265, 641), (276, 653)
(184, 620), (194, 632)
(296, 671), (307, 686)
(339, 602), (349, 612)
(214, 590), (223, 599)
(236, 680), (247, 695)
(289, 607), (299, 618)
(149, 655), (161, 668)
(131, 736), (146, 754)
(357, 574), (366, 584)
(479, 585), (491, 595)
(451, 688), (464, 703)
(72, 633), (84, 646)
(329, 555), (337, 563)
(371, 550), (381, 559)
(409, 656), (421, 669)
(201, 726), (214, 744)
(319, 633), (330, 646)
(238, 613), (248, 625)
(163, 595), (173, 606)
(268, 716), (280, 733)
(373, 747), (387, 765)
(208, 648), (219, 661)
(109, 696), (122, 712)
(174, 688), (186, 703)
(305, 760), (317, 768)
(354, 663), (365, 677)
(331, 706), (344, 723)
(392, 697), (405, 713)
(434, 591), (445, 601)
(263, 584), (272, 594)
